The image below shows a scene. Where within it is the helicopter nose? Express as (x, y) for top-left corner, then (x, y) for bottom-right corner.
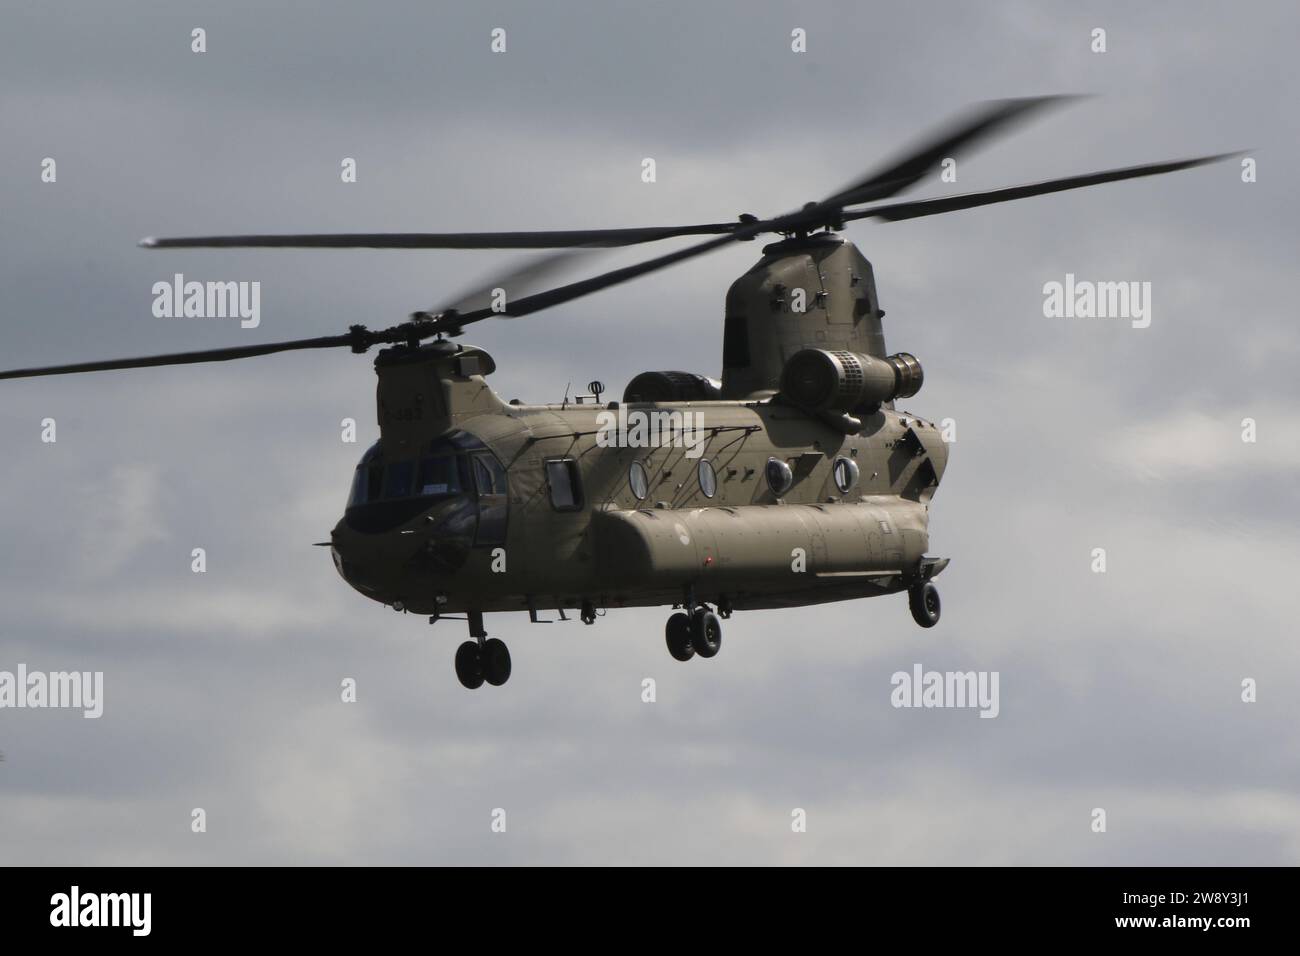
(329, 518), (384, 594)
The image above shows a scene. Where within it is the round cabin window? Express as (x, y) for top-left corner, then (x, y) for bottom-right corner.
(628, 460), (649, 501)
(833, 456), (859, 494)
(698, 459), (718, 498)
(766, 457), (793, 496)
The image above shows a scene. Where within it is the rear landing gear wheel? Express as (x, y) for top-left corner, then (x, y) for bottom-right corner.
(909, 581), (941, 628)
(455, 640), (485, 689)
(482, 638), (512, 686)
(691, 609), (722, 658)
(665, 612), (694, 661)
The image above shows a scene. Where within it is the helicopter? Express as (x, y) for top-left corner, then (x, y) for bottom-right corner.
(1, 97), (1237, 689)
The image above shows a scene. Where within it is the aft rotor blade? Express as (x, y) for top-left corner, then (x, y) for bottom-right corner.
(137, 98), (1079, 254)
(0, 334), (356, 380)
(845, 151), (1242, 224)
(140, 224), (739, 251)
(819, 95), (1079, 209)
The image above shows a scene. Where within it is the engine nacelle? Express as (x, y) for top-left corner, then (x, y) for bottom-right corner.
(779, 348), (923, 413)
(623, 370), (723, 403)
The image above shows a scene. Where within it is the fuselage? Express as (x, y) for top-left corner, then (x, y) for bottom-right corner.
(330, 385), (948, 617)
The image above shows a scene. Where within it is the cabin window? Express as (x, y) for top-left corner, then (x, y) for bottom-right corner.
(698, 459), (718, 499)
(833, 456), (859, 494)
(765, 457), (794, 496)
(545, 458), (583, 512)
(722, 315), (751, 368)
(628, 460), (649, 501)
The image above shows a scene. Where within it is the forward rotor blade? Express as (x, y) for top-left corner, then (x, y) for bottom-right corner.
(140, 224), (738, 251)
(0, 334), (356, 380)
(820, 95), (1079, 209)
(438, 232), (740, 332)
(430, 247), (604, 317)
(845, 151), (1242, 224)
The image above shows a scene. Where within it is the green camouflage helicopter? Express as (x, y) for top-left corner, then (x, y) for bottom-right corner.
(1, 97), (1236, 689)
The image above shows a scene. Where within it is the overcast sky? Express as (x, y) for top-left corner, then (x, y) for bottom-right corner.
(1, 0), (1297, 865)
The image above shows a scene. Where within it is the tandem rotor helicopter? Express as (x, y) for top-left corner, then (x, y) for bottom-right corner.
(2, 97), (1236, 688)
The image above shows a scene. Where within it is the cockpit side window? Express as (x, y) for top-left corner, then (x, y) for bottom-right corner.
(472, 454), (507, 496)
(347, 442), (384, 507)
(472, 453), (509, 546)
(347, 466), (367, 508)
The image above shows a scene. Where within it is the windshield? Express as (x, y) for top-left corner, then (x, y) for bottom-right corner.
(346, 432), (488, 509)
(417, 456), (463, 497)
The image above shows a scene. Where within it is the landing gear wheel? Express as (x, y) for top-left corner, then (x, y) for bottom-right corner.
(455, 640), (485, 689)
(482, 638), (512, 686)
(909, 581), (941, 628)
(691, 609), (722, 658)
(665, 612), (694, 661)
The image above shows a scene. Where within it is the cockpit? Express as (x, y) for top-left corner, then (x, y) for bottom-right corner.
(343, 429), (508, 545)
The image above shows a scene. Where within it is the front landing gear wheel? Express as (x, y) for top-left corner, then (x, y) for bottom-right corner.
(665, 612), (694, 661)
(482, 638), (512, 686)
(909, 581), (941, 628)
(455, 640), (485, 689)
(691, 609), (722, 658)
